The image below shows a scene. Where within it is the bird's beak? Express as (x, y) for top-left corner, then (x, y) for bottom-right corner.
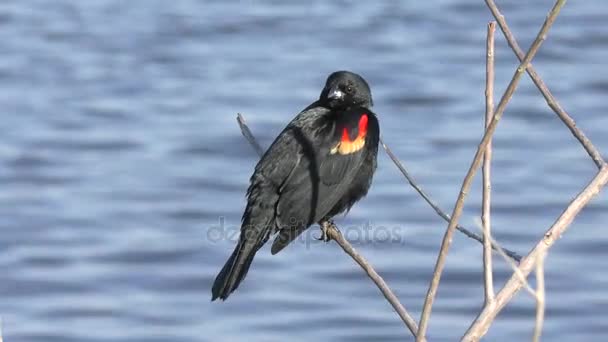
(327, 89), (345, 100)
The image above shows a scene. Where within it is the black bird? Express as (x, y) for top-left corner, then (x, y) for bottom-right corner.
(212, 71), (380, 301)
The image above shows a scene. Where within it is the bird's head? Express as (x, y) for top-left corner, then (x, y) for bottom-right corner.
(319, 71), (373, 110)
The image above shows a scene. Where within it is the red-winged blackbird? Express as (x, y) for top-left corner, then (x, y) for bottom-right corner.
(212, 71), (380, 301)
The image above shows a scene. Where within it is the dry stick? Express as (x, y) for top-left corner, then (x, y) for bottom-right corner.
(482, 21), (497, 304)
(236, 114), (420, 338)
(485, 0), (605, 169)
(473, 218), (536, 298)
(533, 251), (547, 342)
(324, 221), (421, 337)
(381, 140), (521, 262)
(463, 166), (608, 340)
(416, 2), (566, 340)
(475, 218), (545, 341)
(237, 113), (264, 156)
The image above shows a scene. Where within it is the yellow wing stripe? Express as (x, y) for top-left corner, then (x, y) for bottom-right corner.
(330, 136), (366, 155)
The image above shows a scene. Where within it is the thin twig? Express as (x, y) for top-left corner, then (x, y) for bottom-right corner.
(381, 140), (521, 262)
(236, 114), (420, 339)
(474, 218), (536, 298)
(463, 166), (608, 341)
(237, 113), (264, 156)
(485, 0), (605, 169)
(325, 221), (421, 337)
(495, 242), (536, 298)
(482, 21), (496, 304)
(533, 251), (547, 342)
(416, 2), (566, 339)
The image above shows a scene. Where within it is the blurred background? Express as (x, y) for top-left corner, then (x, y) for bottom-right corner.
(1, 0), (607, 341)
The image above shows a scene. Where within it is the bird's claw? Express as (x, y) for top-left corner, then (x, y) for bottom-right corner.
(316, 221), (335, 242)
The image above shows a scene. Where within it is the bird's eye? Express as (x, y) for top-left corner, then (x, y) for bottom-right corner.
(346, 86), (353, 93)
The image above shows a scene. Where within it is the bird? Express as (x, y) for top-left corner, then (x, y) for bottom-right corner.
(212, 70), (380, 301)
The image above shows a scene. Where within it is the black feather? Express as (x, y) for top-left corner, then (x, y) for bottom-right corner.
(212, 71), (379, 300)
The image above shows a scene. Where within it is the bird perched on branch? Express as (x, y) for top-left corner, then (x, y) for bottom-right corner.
(212, 71), (380, 301)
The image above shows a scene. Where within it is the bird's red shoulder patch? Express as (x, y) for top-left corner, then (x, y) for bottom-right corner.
(331, 114), (368, 155)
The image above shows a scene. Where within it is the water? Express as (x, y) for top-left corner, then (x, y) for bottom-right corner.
(1, 1), (608, 341)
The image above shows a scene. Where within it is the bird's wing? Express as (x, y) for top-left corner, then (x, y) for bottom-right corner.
(271, 110), (379, 254)
(253, 107), (328, 189)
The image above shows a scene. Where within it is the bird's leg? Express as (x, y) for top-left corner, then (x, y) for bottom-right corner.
(317, 220), (338, 242)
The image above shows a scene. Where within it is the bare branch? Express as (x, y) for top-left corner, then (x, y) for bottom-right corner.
(381, 140), (521, 262)
(482, 21), (497, 304)
(324, 221), (421, 338)
(474, 218), (536, 298)
(236, 114), (420, 339)
(485, 0), (605, 169)
(237, 113), (264, 156)
(463, 167), (608, 340)
(417, 1), (566, 339)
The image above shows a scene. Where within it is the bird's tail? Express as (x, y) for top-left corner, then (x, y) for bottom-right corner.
(211, 241), (257, 300)
(211, 235), (262, 301)
(212, 177), (277, 300)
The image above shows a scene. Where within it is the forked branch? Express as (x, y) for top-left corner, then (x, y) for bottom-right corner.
(463, 167), (608, 340)
(417, 1), (567, 340)
(485, 0), (605, 169)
